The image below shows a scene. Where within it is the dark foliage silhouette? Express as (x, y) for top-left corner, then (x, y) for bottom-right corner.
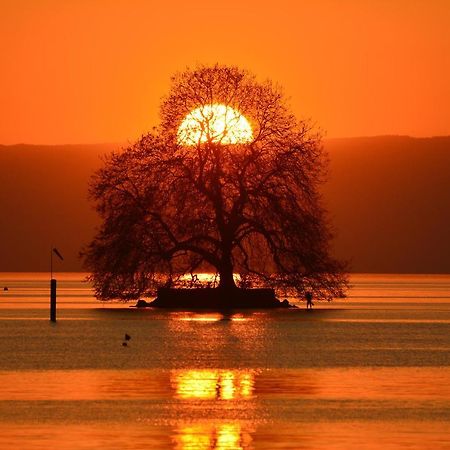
(83, 65), (347, 301)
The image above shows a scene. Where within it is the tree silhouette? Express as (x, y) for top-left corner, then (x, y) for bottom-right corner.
(83, 65), (347, 301)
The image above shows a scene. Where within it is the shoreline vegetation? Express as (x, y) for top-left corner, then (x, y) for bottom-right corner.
(135, 287), (295, 309)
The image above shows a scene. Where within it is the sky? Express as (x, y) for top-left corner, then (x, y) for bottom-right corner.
(1, 0), (449, 144)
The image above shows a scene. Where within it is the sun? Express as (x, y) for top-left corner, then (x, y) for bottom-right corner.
(177, 103), (253, 146)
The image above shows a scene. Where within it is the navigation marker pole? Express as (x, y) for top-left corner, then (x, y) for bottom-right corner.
(50, 247), (64, 322)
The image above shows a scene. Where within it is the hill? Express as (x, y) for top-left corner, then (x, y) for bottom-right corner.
(1, 137), (449, 273)
(324, 136), (450, 273)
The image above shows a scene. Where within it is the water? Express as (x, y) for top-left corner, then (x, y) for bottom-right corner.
(0, 273), (449, 449)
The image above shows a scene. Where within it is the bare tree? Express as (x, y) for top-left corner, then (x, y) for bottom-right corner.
(83, 65), (347, 301)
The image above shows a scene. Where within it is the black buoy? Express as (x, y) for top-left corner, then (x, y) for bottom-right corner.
(3, 287), (8, 291)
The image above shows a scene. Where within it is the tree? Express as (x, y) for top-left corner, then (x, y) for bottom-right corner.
(83, 65), (347, 301)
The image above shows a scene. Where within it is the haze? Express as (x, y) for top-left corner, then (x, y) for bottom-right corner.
(1, 0), (450, 144)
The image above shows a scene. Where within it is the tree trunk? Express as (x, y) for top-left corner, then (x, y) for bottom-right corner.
(218, 254), (237, 290)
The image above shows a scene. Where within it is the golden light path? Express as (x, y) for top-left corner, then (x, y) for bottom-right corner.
(172, 369), (254, 400)
(172, 369), (256, 449)
(175, 423), (249, 450)
(177, 103), (253, 146)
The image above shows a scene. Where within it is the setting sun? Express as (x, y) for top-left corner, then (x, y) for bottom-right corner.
(177, 104), (253, 146)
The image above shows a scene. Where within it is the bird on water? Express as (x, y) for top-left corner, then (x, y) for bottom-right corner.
(122, 333), (131, 347)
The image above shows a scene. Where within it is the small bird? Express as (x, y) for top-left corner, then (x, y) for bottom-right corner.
(3, 287), (8, 291)
(122, 342), (128, 347)
(124, 333), (131, 341)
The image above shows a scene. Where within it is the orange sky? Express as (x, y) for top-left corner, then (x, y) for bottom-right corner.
(1, 0), (449, 144)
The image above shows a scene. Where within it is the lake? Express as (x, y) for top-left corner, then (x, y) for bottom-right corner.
(0, 273), (449, 449)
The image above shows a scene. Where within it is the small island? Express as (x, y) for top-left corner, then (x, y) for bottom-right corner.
(137, 287), (293, 309)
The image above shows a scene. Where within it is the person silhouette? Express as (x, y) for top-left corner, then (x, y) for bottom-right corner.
(305, 291), (313, 309)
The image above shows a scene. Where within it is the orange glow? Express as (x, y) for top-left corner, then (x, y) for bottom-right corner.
(216, 424), (243, 448)
(172, 370), (255, 400)
(177, 313), (249, 322)
(178, 314), (223, 322)
(177, 104), (253, 146)
(175, 423), (248, 450)
(1, 1), (449, 145)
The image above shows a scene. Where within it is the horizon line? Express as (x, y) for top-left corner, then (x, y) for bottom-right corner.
(2, 134), (450, 147)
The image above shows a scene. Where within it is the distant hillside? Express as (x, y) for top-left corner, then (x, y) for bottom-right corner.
(0, 143), (116, 272)
(323, 136), (450, 273)
(1, 137), (450, 273)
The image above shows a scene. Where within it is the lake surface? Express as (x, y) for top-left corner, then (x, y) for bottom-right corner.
(0, 273), (449, 449)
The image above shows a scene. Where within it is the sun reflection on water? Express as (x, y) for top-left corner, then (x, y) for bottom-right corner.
(172, 370), (255, 400)
(175, 313), (250, 323)
(174, 423), (251, 450)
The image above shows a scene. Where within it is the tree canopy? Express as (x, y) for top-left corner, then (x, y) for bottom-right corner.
(83, 65), (347, 301)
